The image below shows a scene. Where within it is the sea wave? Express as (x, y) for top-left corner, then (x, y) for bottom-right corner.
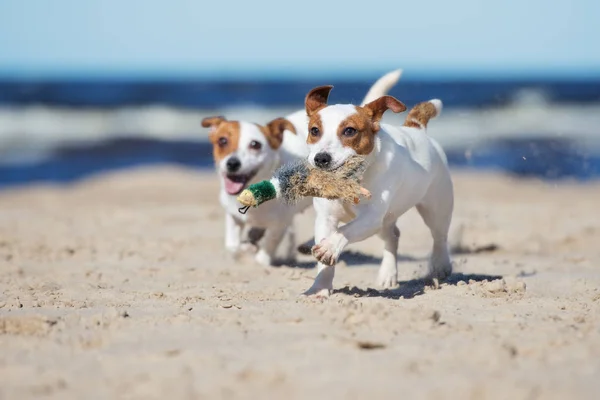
(1, 95), (600, 186)
(1, 100), (600, 160)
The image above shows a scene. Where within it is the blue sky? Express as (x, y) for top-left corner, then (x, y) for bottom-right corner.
(0, 0), (599, 79)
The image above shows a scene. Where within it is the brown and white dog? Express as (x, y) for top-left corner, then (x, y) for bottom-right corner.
(302, 86), (454, 297)
(202, 69), (403, 266)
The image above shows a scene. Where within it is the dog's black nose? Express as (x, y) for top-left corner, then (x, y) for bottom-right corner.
(226, 157), (241, 172)
(314, 152), (332, 168)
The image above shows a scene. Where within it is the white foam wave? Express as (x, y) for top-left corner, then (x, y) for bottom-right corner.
(1, 101), (600, 161)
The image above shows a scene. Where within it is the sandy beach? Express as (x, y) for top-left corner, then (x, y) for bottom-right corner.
(1, 166), (599, 400)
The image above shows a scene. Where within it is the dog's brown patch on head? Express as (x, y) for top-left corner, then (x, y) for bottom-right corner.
(307, 113), (324, 145)
(305, 85), (334, 145)
(403, 102), (438, 128)
(305, 85), (333, 116)
(336, 96), (406, 155)
(336, 107), (378, 155)
(259, 118), (296, 150)
(205, 120), (241, 162)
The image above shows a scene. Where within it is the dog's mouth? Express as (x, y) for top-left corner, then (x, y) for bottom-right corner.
(314, 160), (344, 172)
(223, 171), (257, 195)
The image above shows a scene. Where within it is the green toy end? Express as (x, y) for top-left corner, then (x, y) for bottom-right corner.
(236, 180), (277, 208)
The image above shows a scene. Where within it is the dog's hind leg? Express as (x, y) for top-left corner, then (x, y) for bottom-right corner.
(376, 221), (400, 288)
(255, 222), (288, 267)
(416, 171), (454, 281)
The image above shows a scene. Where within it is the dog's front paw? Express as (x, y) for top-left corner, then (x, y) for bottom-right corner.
(302, 264), (335, 299)
(239, 242), (258, 254)
(254, 249), (274, 266)
(225, 245), (243, 260)
(225, 243), (257, 261)
(428, 263), (452, 283)
(377, 268), (398, 289)
(428, 247), (453, 282)
(302, 286), (331, 299)
(311, 238), (342, 266)
(302, 282), (332, 299)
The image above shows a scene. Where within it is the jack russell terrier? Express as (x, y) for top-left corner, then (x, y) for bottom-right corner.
(302, 85), (454, 297)
(202, 69), (403, 267)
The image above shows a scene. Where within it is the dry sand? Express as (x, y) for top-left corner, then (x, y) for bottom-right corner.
(1, 167), (599, 400)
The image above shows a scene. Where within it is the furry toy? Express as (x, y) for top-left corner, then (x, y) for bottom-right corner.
(237, 155), (371, 213)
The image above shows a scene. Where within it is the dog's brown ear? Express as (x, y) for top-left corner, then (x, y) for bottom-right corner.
(363, 96), (406, 131)
(263, 118), (295, 149)
(201, 116), (227, 130)
(305, 85), (333, 116)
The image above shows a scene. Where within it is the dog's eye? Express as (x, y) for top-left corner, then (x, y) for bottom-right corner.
(249, 140), (262, 150)
(310, 127), (320, 136)
(343, 127), (357, 137)
(217, 137), (228, 147)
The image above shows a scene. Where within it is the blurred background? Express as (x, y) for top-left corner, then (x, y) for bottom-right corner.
(1, 0), (599, 188)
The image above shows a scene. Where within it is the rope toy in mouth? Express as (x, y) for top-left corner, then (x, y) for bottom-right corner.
(237, 155), (371, 213)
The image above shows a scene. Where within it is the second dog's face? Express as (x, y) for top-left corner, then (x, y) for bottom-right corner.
(202, 117), (295, 195)
(304, 86), (406, 170)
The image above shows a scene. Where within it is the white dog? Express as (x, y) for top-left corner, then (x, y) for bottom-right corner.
(201, 70), (403, 266)
(302, 85), (454, 297)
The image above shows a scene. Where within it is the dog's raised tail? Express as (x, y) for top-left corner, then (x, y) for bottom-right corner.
(403, 99), (442, 129)
(360, 69), (403, 106)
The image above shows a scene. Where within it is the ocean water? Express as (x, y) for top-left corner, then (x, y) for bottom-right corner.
(2, 78), (600, 109)
(1, 78), (600, 188)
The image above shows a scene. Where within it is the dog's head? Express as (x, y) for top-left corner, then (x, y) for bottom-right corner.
(201, 116), (296, 195)
(304, 86), (406, 170)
